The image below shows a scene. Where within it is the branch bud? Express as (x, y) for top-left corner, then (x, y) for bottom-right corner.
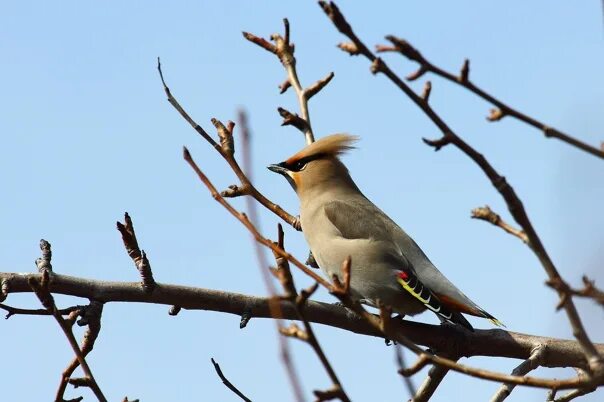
(212, 118), (235, 155)
(337, 42), (360, 56)
(385, 35), (425, 63)
(459, 59), (470, 83)
(487, 108), (505, 122)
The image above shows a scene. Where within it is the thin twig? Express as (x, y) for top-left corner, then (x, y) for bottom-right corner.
(319, 0), (604, 380)
(0, 303), (82, 319)
(211, 358), (252, 402)
(376, 36), (604, 159)
(489, 344), (547, 402)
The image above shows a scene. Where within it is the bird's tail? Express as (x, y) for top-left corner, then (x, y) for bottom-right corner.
(479, 308), (505, 327)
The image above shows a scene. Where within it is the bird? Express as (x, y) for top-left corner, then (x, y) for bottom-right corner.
(268, 134), (503, 330)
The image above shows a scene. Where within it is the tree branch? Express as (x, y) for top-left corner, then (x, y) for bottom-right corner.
(244, 19), (335, 145)
(2, 271), (600, 371)
(376, 36), (604, 159)
(3, 271), (602, 390)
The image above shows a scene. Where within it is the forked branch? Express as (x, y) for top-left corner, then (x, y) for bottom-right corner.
(244, 18), (335, 145)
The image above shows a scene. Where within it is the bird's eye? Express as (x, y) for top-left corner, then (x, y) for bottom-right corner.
(292, 160), (307, 171)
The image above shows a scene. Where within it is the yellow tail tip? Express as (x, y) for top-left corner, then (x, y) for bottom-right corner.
(489, 318), (506, 328)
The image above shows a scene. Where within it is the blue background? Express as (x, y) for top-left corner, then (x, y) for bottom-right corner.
(1, 1), (603, 401)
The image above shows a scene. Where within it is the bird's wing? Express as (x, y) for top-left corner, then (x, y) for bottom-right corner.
(324, 199), (474, 329)
(322, 198), (398, 242)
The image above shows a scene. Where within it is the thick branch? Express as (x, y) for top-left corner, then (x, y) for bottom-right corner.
(2, 272), (603, 377)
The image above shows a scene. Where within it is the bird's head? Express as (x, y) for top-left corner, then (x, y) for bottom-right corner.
(268, 134), (359, 197)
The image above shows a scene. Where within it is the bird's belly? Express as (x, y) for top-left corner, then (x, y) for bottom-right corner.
(309, 236), (426, 317)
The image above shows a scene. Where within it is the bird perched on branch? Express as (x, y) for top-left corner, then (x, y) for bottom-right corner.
(268, 134), (502, 330)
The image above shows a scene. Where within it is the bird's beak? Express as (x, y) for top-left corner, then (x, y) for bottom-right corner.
(267, 163), (289, 176)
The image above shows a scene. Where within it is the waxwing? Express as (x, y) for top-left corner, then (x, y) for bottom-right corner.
(268, 134), (502, 330)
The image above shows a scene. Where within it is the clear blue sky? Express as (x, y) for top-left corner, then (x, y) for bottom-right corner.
(1, 1), (603, 401)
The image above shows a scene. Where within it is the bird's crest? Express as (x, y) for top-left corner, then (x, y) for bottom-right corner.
(286, 134), (358, 165)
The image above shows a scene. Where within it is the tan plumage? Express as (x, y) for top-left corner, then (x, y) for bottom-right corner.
(268, 134), (503, 330)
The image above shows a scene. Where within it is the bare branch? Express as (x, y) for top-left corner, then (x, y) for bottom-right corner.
(244, 19), (335, 144)
(0, 303), (82, 320)
(378, 35), (604, 159)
